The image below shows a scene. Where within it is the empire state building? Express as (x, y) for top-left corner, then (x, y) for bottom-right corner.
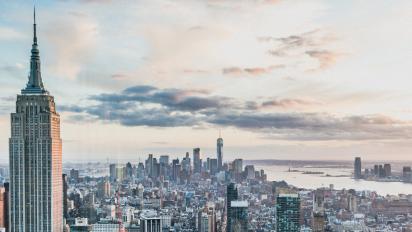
(9, 9), (63, 232)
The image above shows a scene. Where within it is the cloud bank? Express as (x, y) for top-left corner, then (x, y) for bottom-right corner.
(60, 85), (412, 141)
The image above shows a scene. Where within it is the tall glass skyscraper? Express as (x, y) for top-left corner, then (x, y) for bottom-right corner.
(276, 194), (300, 232)
(217, 134), (223, 171)
(9, 8), (63, 232)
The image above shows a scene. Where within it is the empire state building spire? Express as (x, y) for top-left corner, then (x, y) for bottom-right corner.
(22, 6), (47, 94)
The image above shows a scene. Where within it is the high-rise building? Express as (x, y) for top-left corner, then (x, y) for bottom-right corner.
(227, 201), (248, 232)
(159, 155), (169, 165)
(126, 162), (133, 179)
(146, 154), (154, 177)
(403, 166), (412, 182)
(217, 134), (223, 171)
(276, 194), (301, 232)
(245, 165), (255, 180)
(378, 165), (384, 178)
(208, 158), (218, 175)
(9, 9), (63, 231)
(312, 189), (325, 232)
(384, 164), (391, 177)
(232, 159), (243, 174)
(140, 211), (162, 232)
(63, 174), (68, 220)
(354, 157), (362, 179)
(70, 168), (80, 183)
(226, 183), (239, 232)
(193, 148), (201, 173)
(0, 186), (6, 230)
(109, 164), (117, 182)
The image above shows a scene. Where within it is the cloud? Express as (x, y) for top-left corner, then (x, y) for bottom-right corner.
(43, 12), (98, 80)
(222, 65), (284, 76)
(261, 98), (319, 108)
(0, 27), (25, 40)
(209, 112), (412, 141)
(60, 85), (412, 141)
(305, 50), (340, 71)
(260, 29), (340, 71)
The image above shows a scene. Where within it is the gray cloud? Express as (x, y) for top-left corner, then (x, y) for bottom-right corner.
(261, 98), (319, 108)
(60, 85), (412, 141)
(260, 29), (340, 71)
(222, 65), (284, 76)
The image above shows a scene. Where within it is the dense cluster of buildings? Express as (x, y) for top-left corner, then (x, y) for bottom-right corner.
(2, 7), (412, 232)
(354, 157), (412, 183)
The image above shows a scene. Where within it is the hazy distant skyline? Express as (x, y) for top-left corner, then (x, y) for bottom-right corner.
(1, 0), (412, 162)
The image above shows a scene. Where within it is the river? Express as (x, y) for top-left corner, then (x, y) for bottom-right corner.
(256, 165), (412, 196)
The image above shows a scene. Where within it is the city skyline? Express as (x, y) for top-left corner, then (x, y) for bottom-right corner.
(1, 1), (412, 162)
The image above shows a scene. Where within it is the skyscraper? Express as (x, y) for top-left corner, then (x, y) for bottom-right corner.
(384, 163), (391, 177)
(276, 194), (301, 232)
(63, 174), (68, 220)
(354, 157), (362, 179)
(193, 148), (201, 173)
(226, 183), (239, 232)
(227, 201), (248, 232)
(0, 186), (7, 230)
(109, 164), (117, 182)
(217, 133), (223, 171)
(9, 9), (63, 231)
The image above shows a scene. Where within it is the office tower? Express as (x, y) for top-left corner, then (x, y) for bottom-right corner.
(217, 134), (223, 171)
(70, 168), (80, 183)
(2, 183), (8, 232)
(98, 179), (111, 198)
(208, 158), (218, 175)
(116, 166), (124, 182)
(312, 189), (325, 232)
(232, 159), (243, 174)
(172, 159), (180, 182)
(403, 166), (412, 182)
(276, 194), (301, 232)
(9, 9), (63, 231)
(140, 211), (162, 232)
(245, 165), (255, 179)
(373, 165), (379, 176)
(384, 164), (391, 177)
(0, 186), (6, 230)
(193, 148), (201, 173)
(146, 154), (154, 177)
(347, 194), (357, 213)
(354, 157), (362, 179)
(109, 164), (117, 182)
(198, 205), (216, 232)
(226, 183), (240, 232)
(126, 162), (133, 179)
(227, 201), (248, 232)
(199, 212), (210, 232)
(378, 165), (384, 178)
(159, 155), (169, 165)
(63, 174), (68, 220)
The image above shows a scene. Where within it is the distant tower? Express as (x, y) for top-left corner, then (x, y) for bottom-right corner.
(354, 157), (362, 179)
(9, 7), (63, 231)
(193, 148), (201, 173)
(217, 131), (223, 171)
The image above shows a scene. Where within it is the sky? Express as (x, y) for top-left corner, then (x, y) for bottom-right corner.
(1, 0), (412, 162)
